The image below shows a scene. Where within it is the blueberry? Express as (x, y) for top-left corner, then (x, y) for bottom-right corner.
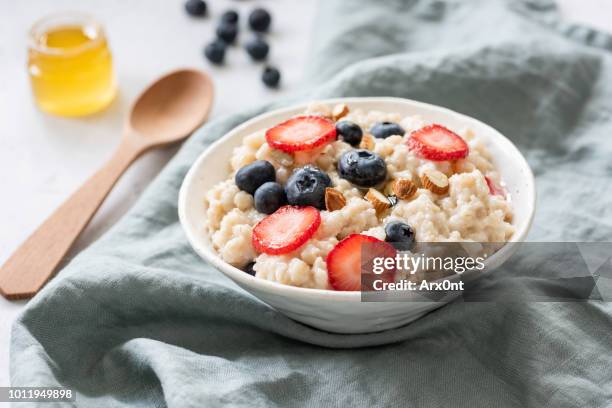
(337, 149), (387, 187)
(235, 160), (276, 194)
(370, 122), (405, 139)
(243, 261), (256, 276)
(262, 66), (281, 88)
(221, 10), (239, 24)
(204, 40), (226, 64)
(245, 36), (269, 61)
(249, 8), (272, 32)
(335, 121), (363, 146)
(216, 22), (238, 44)
(285, 166), (331, 210)
(185, 0), (207, 17)
(384, 221), (416, 251)
(254, 182), (287, 214)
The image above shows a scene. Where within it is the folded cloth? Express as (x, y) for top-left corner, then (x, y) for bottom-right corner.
(11, 0), (612, 406)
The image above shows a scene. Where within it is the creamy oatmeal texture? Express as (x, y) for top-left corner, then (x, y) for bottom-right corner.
(204, 102), (514, 289)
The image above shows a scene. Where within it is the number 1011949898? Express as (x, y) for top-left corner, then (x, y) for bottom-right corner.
(1, 387), (75, 402)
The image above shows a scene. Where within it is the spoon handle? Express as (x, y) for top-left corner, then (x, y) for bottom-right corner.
(0, 140), (142, 299)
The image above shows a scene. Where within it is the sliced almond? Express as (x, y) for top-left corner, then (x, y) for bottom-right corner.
(421, 169), (449, 195)
(359, 133), (375, 150)
(332, 103), (350, 121)
(392, 178), (417, 200)
(365, 188), (391, 216)
(325, 188), (347, 212)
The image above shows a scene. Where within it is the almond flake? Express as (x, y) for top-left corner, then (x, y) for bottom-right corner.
(392, 178), (417, 200)
(421, 169), (449, 195)
(359, 133), (375, 150)
(365, 188), (391, 216)
(325, 188), (347, 212)
(332, 104), (350, 121)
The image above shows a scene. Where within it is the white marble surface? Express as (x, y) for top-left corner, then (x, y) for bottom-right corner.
(0, 0), (609, 394)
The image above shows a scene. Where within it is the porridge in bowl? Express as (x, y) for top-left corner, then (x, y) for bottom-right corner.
(204, 102), (514, 290)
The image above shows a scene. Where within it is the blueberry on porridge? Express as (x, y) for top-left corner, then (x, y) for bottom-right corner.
(335, 120), (363, 146)
(285, 166), (331, 209)
(337, 149), (387, 188)
(370, 121), (405, 139)
(234, 160), (276, 194)
(385, 221), (416, 251)
(203, 102), (514, 290)
(254, 181), (286, 214)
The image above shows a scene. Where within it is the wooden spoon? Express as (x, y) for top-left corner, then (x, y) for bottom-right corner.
(0, 68), (214, 300)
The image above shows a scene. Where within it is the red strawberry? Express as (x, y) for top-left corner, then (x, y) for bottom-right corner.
(407, 124), (469, 161)
(252, 206), (321, 255)
(485, 176), (505, 197)
(265, 115), (336, 153)
(326, 234), (396, 291)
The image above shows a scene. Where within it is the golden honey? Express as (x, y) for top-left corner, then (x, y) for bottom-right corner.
(28, 14), (116, 116)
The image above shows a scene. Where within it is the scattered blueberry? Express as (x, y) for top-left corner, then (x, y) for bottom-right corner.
(384, 221), (416, 251)
(243, 261), (256, 276)
(185, 0), (207, 17)
(245, 36), (269, 61)
(221, 9), (239, 24)
(285, 166), (331, 210)
(254, 182), (287, 214)
(370, 122), (405, 139)
(204, 40), (226, 64)
(335, 121), (363, 146)
(262, 66), (281, 88)
(337, 150), (387, 187)
(249, 8), (272, 32)
(216, 22), (238, 44)
(235, 160), (276, 194)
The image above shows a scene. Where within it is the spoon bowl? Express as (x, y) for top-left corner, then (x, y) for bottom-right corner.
(129, 69), (213, 144)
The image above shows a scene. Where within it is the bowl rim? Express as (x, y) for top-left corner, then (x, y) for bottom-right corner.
(178, 96), (536, 301)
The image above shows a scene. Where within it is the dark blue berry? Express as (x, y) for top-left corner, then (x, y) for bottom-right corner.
(335, 121), (363, 146)
(235, 160), (276, 194)
(245, 36), (269, 61)
(221, 10), (239, 24)
(249, 8), (271, 32)
(337, 149), (387, 187)
(185, 0), (207, 17)
(384, 221), (416, 251)
(285, 166), (331, 210)
(204, 40), (226, 64)
(243, 262), (256, 276)
(262, 66), (281, 88)
(216, 22), (238, 44)
(254, 182), (287, 214)
(370, 122), (405, 139)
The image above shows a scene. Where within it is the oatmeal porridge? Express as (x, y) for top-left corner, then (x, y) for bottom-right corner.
(203, 102), (514, 290)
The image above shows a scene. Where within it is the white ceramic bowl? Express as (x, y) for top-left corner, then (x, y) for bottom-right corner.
(178, 97), (536, 334)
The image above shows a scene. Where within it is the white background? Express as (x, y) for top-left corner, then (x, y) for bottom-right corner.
(0, 0), (609, 394)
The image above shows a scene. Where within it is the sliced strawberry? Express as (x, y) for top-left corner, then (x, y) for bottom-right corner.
(485, 176), (505, 197)
(252, 206), (320, 255)
(407, 124), (469, 161)
(266, 115), (336, 153)
(326, 234), (396, 291)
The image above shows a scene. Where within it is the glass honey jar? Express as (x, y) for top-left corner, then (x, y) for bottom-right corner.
(28, 13), (116, 117)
